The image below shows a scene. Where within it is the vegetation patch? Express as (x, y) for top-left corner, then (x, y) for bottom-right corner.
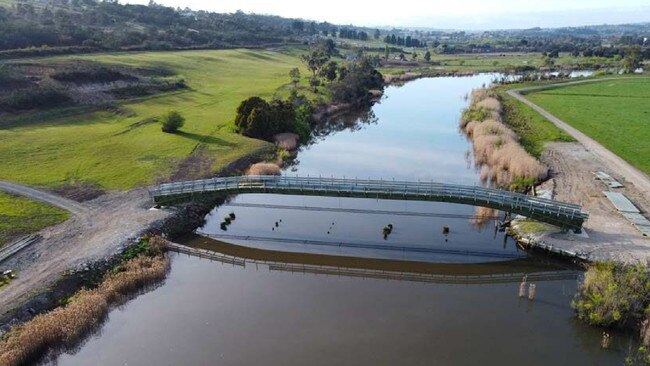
(573, 262), (650, 329)
(0, 192), (69, 248)
(516, 220), (548, 234)
(460, 88), (548, 190)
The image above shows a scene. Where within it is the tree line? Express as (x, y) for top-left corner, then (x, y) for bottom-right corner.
(383, 34), (424, 48)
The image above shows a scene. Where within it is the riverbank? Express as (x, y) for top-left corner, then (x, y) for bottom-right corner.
(459, 87), (547, 191)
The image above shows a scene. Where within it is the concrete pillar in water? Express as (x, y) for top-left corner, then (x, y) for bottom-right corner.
(518, 281), (527, 298)
(528, 284), (536, 301)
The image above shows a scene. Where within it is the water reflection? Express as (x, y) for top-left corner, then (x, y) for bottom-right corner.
(51, 248), (627, 366)
(196, 194), (521, 264)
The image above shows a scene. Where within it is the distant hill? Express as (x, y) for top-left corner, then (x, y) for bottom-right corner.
(0, 0), (350, 57)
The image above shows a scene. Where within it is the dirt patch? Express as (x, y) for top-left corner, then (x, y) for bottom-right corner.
(114, 117), (159, 136)
(0, 189), (172, 326)
(50, 180), (105, 202)
(517, 142), (650, 264)
(164, 149), (216, 183)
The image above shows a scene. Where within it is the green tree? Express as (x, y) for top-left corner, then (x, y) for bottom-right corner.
(424, 50), (431, 62)
(623, 46), (642, 73)
(542, 56), (555, 67)
(160, 110), (184, 133)
(323, 61), (338, 82)
(384, 45), (390, 60)
(373, 29), (380, 39)
(234, 97), (269, 137)
(309, 75), (321, 91)
(289, 68), (300, 88)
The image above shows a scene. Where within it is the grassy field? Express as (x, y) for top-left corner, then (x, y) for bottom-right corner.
(0, 192), (69, 248)
(0, 49), (312, 190)
(377, 52), (619, 75)
(525, 78), (650, 175)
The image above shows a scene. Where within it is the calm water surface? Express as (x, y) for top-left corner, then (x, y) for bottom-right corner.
(51, 75), (631, 365)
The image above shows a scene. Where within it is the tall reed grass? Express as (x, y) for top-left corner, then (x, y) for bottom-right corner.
(0, 237), (169, 366)
(247, 162), (281, 176)
(461, 88), (547, 190)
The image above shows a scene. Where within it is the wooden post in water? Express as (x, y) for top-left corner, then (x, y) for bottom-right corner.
(518, 279), (527, 298)
(528, 284), (536, 301)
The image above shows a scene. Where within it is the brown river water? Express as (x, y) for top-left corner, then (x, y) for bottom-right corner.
(50, 75), (631, 365)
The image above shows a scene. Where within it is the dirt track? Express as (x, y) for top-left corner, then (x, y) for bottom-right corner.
(0, 180), (89, 216)
(0, 188), (171, 318)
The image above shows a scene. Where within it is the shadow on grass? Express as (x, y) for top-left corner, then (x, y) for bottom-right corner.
(176, 131), (236, 147)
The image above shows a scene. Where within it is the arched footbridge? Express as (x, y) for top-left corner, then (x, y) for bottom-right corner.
(149, 176), (589, 231)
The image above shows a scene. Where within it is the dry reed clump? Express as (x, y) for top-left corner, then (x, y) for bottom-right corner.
(471, 206), (500, 229)
(470, 88), (492, 104)
(0, 239), (169, 366)
(246, 162), (281, 176)
(476, 97), (502, 114)
(472, 120), (517, 140)
(273, 133), (299, 151)
(461, 88), (547, 190)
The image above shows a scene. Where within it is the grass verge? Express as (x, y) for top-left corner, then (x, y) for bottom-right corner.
(0, 192), (69, 248)
(495, 89), (574, 158)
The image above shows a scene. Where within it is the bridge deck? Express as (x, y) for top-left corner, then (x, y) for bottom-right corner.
(150, 176), (588, 230)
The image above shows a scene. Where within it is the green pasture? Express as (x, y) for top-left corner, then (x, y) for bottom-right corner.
(0, 49), (311, 189)
(0, 192), (69, 248)
(526, 77), (650, 175)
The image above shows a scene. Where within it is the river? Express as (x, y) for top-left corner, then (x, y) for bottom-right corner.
(50, 75), (630, 365)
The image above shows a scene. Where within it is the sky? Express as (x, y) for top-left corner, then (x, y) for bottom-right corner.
(126, 0), (650, 30)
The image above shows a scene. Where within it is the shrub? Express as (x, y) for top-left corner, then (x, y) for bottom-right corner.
(160, 110), (185, 133)
(234, 97), (310, 142)
(330, 56), (384, 106)
(573, 263), (650, 328)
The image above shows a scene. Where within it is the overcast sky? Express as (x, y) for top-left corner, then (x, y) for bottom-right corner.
(126, 0), (650, 30)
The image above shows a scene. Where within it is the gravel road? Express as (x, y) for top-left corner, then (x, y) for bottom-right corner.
(0, 180), (89, 216)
